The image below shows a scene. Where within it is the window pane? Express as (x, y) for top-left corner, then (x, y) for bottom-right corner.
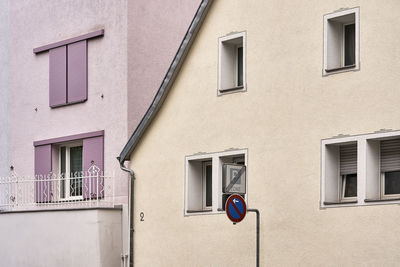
(385, 171), (400, 195)
(237, 47), (243, 86)
(70, 146), (83, 196)
(344, 24), (355, 66)
(206, 165), (212, 207)
(60, 147), (66, 199)
(344, 173), (357, 198)
(70, 146), (83, 175)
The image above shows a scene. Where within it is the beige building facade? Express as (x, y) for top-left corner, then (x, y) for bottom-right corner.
(121, 0), (400, 266)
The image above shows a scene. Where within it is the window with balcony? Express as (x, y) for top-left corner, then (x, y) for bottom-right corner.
(0, 130), (113, 212)
(34, 131), (104, 203)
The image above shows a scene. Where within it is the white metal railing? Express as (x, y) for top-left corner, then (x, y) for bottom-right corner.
(0, 165), (114, 212)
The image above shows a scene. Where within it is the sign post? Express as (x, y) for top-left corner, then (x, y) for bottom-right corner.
(225, 194), (260, 267)
(247, 208), (260, 267)
(223, 165), (259, 267)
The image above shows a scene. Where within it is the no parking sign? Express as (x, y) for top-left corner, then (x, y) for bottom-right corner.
(225, 194), (246, 223)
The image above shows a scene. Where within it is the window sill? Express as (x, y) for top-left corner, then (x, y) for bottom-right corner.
(218, 85), (244, 94)
(186, 209), (213, 214)
(325, 64), (356, 73)
(50, 99), (87, 109)
(323, 200), (357, 205)
(364, 198), (400, 203)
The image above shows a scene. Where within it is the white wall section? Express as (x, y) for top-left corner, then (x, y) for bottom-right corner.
(0, 209), (122, 267)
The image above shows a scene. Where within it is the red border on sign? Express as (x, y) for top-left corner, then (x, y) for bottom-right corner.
(225, 194), (247, 223)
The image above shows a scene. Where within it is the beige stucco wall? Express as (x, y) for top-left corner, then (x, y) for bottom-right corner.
(127, 0), (201, 134)
(128, 0), (400, 266)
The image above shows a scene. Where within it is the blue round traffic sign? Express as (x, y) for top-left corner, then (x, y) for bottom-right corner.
(225, 194), (247, 223)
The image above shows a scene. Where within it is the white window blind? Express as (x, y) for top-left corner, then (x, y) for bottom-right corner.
(340, 144), (357, 175)
(381, 139), (400, 172)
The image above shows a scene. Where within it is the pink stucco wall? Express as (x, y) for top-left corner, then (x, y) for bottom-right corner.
(127, 0), (201, 133)
(0, 0), (10, 178)
(7, 0), (201, 204)
(9, 0), (129, 203)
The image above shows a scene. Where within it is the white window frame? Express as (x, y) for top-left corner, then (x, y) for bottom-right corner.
(340, 174), (357, 202)
(321, 130), (400, 208)
(322, 140), (358, 206)
(218, 31), (246, 95)
(380, 171), (400, 200)
(59, 141), (83, 201)
(185, 149), (248, 216)
(323, 7), (360, 76)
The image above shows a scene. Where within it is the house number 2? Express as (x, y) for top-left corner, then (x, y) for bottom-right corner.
(140, 212), (145, 221)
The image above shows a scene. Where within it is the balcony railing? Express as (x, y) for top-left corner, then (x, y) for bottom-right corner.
(0, 165), (114, 212)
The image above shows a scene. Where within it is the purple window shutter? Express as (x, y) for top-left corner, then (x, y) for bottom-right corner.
(49, 46), (67, 107)
(67, 40), (87, 103)
(82, 136), (104, 199)
(34, 144), (52, 203)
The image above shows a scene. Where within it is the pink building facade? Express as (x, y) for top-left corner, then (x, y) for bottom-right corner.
(0, 1), (200, 266)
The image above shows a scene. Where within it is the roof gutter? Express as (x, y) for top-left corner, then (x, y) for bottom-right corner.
(118, 0), (213, 164)
(116, 1), (213, 265)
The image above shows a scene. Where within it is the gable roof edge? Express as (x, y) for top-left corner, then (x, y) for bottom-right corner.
(119, 0), (213, 164)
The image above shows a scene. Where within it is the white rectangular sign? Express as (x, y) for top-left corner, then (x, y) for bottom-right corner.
(223, 164), (246, 194)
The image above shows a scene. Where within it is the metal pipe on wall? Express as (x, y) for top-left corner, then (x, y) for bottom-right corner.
(247, 209), (260, 267)
(119, 159), (135, 267)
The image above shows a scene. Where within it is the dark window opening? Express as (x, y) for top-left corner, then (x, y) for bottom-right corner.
(384, 171), (400, 195)
(70, 146), (83, 197)
(344, 23), (355, 66)
(205, 164), (212, 207)
(343, 173), (357, 198)
(237, 46), (243, 86)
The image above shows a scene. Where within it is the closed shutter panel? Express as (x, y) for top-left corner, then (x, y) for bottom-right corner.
(34, 144), (52, 202)
(49, 46), (67, 107)
(381, 139), (400, 172)
(67, 40), (87, 103)
(340, 144), (357, 175)
(82, 136), (104, 199)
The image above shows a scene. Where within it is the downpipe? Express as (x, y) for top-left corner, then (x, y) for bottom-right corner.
(247, 209), (260, 267)
(119, 158), (135, 267)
